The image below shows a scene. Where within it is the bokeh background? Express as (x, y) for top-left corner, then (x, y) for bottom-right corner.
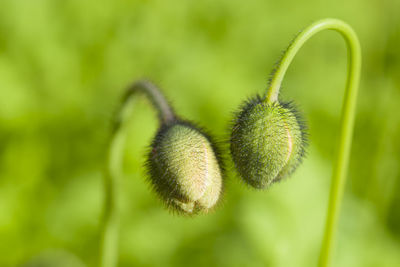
(1, 0), (400, 266)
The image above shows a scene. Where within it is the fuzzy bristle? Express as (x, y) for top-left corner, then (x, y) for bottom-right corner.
(230, 95), (308, 189)
(145, 120), (225, 215)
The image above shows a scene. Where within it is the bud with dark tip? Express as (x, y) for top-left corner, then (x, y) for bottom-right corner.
(146, 121), (224, 215)
(230, 96), (307, 189)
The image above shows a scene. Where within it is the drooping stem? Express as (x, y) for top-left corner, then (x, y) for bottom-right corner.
(99, 80), (176, 267)
(265, 19), (361, 267)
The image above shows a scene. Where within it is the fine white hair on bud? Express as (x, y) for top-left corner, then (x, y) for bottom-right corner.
(230, 95), (307, 189)
(146, 120), (224, 215)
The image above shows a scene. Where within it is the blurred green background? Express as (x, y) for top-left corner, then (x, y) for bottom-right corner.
(1, 0), (400, 266)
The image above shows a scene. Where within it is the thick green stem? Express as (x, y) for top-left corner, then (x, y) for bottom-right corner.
(99, 80), (176, 267)
(265, 19), (361, 267)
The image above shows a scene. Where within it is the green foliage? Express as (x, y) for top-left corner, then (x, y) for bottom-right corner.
(0, 0), (400, 266)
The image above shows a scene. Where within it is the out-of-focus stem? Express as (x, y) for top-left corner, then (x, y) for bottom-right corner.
(99, 80), (176, 267)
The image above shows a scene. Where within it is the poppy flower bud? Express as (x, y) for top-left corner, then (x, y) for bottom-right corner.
(230, 96), (307, 189)
(147, 121), (223, 215)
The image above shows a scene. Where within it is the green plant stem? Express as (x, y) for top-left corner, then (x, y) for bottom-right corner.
(99, 80), (175, 267)
(265, 18), (361, 267)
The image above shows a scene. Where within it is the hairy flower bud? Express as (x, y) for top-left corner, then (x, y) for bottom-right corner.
(230, 96), (307, 189)
(146, 121), (223, 215)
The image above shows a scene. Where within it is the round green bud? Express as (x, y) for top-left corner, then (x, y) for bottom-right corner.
(146, 121), (224, 215)
(230, 96), (307, 189)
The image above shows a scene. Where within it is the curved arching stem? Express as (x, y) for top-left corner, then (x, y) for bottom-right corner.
(99, 80), (176, 267)
(265, 19), (361, 267)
